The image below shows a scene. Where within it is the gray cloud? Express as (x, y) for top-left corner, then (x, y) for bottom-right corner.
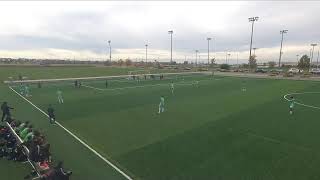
(0, 1), (319, 62)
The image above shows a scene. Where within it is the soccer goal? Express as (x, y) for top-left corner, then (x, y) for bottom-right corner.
(127, 70), (151, 80)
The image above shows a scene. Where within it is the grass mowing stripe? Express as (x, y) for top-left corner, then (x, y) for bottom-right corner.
(8, 86), (134, 180)
(244, 131), (313, 152)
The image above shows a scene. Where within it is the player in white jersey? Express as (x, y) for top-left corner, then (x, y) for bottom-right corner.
(193, 80), (199, 87)
(57, 89), (64, 104)
(241, 80), (247, 92)
(170, 82), (174, 94)
(158, 96), (165, 114)
(24, 85), (31, 97)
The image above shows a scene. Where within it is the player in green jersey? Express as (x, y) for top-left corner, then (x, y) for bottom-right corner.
(289, 96), (295, 115)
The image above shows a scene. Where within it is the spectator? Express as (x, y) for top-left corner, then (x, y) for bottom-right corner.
(10, 120), (21, 128)
(39, 143), (51, 163)
(29, 140), (41, 162)
(15, 121), (29, 133)
(54, 161), (72, 180)
(20, 125), (32, 139)
(23, 129), (34, 143)
(1, 102), (14, 122)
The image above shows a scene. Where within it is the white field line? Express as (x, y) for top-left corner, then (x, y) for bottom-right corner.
(4, 71), (211, 84)
(87, 75), (210, 85)
(283, 92), (320, 110)
(82, 79), (214, 92)
(8, 86), (133, 180)
(82, 84), (105, 91)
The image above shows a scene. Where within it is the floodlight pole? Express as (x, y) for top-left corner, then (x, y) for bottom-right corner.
(237, 52), (239, 67)
(248, 17), (259, 62)
(317, 49), (319, 68)
(108, 40), (111, 62)
(207, 37), (212, 65)
(195, 50), (199, 66)
(311, 44), (317, 68)
(145, 44), (148, 63)
(168, 30), (173, 64)
(278, 30), (288, 67)
(225, 52), (228, 64)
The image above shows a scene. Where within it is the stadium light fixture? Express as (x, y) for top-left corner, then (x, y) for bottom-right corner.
(207, 37), (212, 65)
(311, 43), (317, 67)
(278, 30), (288, 67)
(195, 50), (199, 65)
(145, 44), (148, 63)
(248, 16), (259, 60)
(317, 49), (320, 68)
(168, 30), (173, 64)
(248, 16), (259, 62)
(108, 40), (111, 62)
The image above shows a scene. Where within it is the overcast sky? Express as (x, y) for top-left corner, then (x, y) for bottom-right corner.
(0, 1), (319, 64)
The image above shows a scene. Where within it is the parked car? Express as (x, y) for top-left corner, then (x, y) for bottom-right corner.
(218, 69), (229, 72)
(310, 68), (320, 74)
(255, 69), (268, 73)
(270, 69), (283, 73)
(198, 68), (209, 71)
(184, 67), (191, 70)
(288, 68), (302, 73)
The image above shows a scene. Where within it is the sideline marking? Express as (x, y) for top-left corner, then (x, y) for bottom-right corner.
(283, 92), (320, 110)
(8, 86), (133, 180)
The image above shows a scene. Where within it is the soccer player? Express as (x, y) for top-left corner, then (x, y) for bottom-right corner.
(105, 80), (108, 88)
(241, 80), (247, 92)
(19, 83), (25, 95)
(193, 80), (199, 87)
(47, 104), (55, 124)
(57, 89), (64, 104)
(158, 96), (165, 114)
(170, 82), (174, 94)
(289, 96), (295, 115)
(18, 74), (23, 81)
(24, 84), (30, 97)
(74, 80), (78, 88)
(1, 102), (13, 122)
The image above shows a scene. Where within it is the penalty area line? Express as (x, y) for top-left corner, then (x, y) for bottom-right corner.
(8, 86), (133, 180)
(283, 92), (320, 110)
(82, 79), (213, 92)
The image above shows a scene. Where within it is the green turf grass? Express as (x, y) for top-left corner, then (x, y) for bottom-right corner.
(2, 66), (320, 179)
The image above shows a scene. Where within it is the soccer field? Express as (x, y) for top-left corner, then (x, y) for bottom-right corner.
(3, 67), (320, 180)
